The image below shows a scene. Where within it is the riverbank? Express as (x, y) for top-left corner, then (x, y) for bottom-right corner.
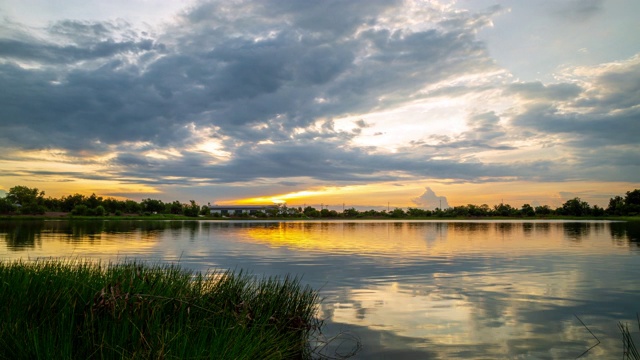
(0, 261), (320, 359)
(1, 212), (640, 222)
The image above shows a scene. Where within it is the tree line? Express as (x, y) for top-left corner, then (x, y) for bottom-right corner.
(0, 185), (638, 218)
(0, 186), (208, 217)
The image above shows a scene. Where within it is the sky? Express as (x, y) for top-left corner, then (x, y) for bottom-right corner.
(0, 0), (639, 210)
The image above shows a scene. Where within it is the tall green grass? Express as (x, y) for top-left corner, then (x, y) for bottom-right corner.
(0, 260), (321, 359)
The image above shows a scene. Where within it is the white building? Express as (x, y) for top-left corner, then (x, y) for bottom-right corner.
(208, 205), (278, 216)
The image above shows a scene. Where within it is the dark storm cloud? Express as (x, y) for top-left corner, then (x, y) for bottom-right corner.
(0, 1), (495, 151)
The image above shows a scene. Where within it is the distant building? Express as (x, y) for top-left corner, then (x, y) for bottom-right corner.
(208, 204), (278, 216)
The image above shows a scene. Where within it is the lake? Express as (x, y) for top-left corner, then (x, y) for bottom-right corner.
(1, 219), (639, 359)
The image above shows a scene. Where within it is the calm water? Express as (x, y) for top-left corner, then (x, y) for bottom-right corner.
(1, 220), (639, 359)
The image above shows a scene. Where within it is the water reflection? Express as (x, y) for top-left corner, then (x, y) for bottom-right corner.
(610, 221), (640, 247)
(1, 220), (639, 359)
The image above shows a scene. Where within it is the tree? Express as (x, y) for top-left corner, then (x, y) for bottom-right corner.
(86, 193), (103, 209)
(558, 198), (591, 216)
(625, 189), (640, 214)
(0, 197), (17, 214)
(60, 194), (86, 212)
(199, 205), (210, 216)
(182, 200), (200, 217)
(389, 208), (406, 218)
(534, 205), (552, 215)
(303, 206), (320, 218)
(407, 207), (430, 217)
(493, 203), (516, 217)
(7, 186), (46, 214)
(141, 198), (165, 214)
(124, 200), (141, 214)
(168, 201), (183, 215)
(521, 204), (535, 217)
(7, 186), (44, 207)
(607, 196), (625, 216)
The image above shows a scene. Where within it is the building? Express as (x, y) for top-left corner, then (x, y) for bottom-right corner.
(208, 204), (279, 216)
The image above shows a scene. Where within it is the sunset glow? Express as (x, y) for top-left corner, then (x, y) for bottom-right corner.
(0, 0), (638, 206)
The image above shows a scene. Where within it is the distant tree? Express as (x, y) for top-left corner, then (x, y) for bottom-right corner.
(125, 200), (141, 214)
(141, 198), (165, 214)
(303, 206), (319, 218)
(407, 207), (430, 217)
(43, 197), (62, 212)
(7, 186), (46, 214)
(102, 197), (125, 214)
(60, 194), (86, 212)
(7, 186), (44, 207)
(452, 205), (469, 217)
(343, 207), (359, 218)
(85, 193), (103, 209)
(534, 205), (552, 216)
(591, 205), (605, 217)
(0, 197), (17, 214)
(558, 198), (591, 216)
(182, 200), (200, 217)
(390, 208), (406, 218)
(625, 189), (640, 214)
(607, 196), (625, 215)
(94, 205), (106, 216)
(493, 203), (516, 217)
(71, 204), (88, 216)
(200, 205), (210, 216)
(467, 204), (489, 217)
(168, 201), (183, 215)
(521, 204), (535, 217)
(319, 208), (338, 218)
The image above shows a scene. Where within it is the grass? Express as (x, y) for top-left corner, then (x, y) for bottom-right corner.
(0, 260), (321, 359)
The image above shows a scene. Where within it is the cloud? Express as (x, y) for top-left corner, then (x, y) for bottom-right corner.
(411, 187), (449, 210)
(0, 0), (638, 198)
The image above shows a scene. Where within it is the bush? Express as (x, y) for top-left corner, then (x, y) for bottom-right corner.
(94, 206), (106, 216)
(71, 205), (88, 216)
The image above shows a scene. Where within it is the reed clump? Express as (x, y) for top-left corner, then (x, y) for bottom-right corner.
(0, 260), (320, 359)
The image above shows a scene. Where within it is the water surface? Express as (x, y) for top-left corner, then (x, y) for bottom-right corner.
(1, 220), (639, 359)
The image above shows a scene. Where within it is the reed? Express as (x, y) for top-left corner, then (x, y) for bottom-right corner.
(0, 260), (320, 359)
(620, 315), (640, 360)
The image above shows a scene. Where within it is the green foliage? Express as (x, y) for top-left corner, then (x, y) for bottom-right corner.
(390, 208), (406, 218)
(558, 197), (591, 216)
(2, 184), (640, 219)
(493, 203), (516, 217)
(200, 205), (210, 216)
(7, 186), (46, 214)
(535, 205), (552, 215)
(71, 204), (88, 216)
(168, 200), (183, 215)
(182, 200), (200, 217)
(141, 198), (165, 214)
(0, 198), (17, 214)
(521, 204), (535, 217)
(7, 186), (44, 207)
(95, 205), (106, 216)
(0, 261), (320, 359)
(343, 207), (360, 217)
